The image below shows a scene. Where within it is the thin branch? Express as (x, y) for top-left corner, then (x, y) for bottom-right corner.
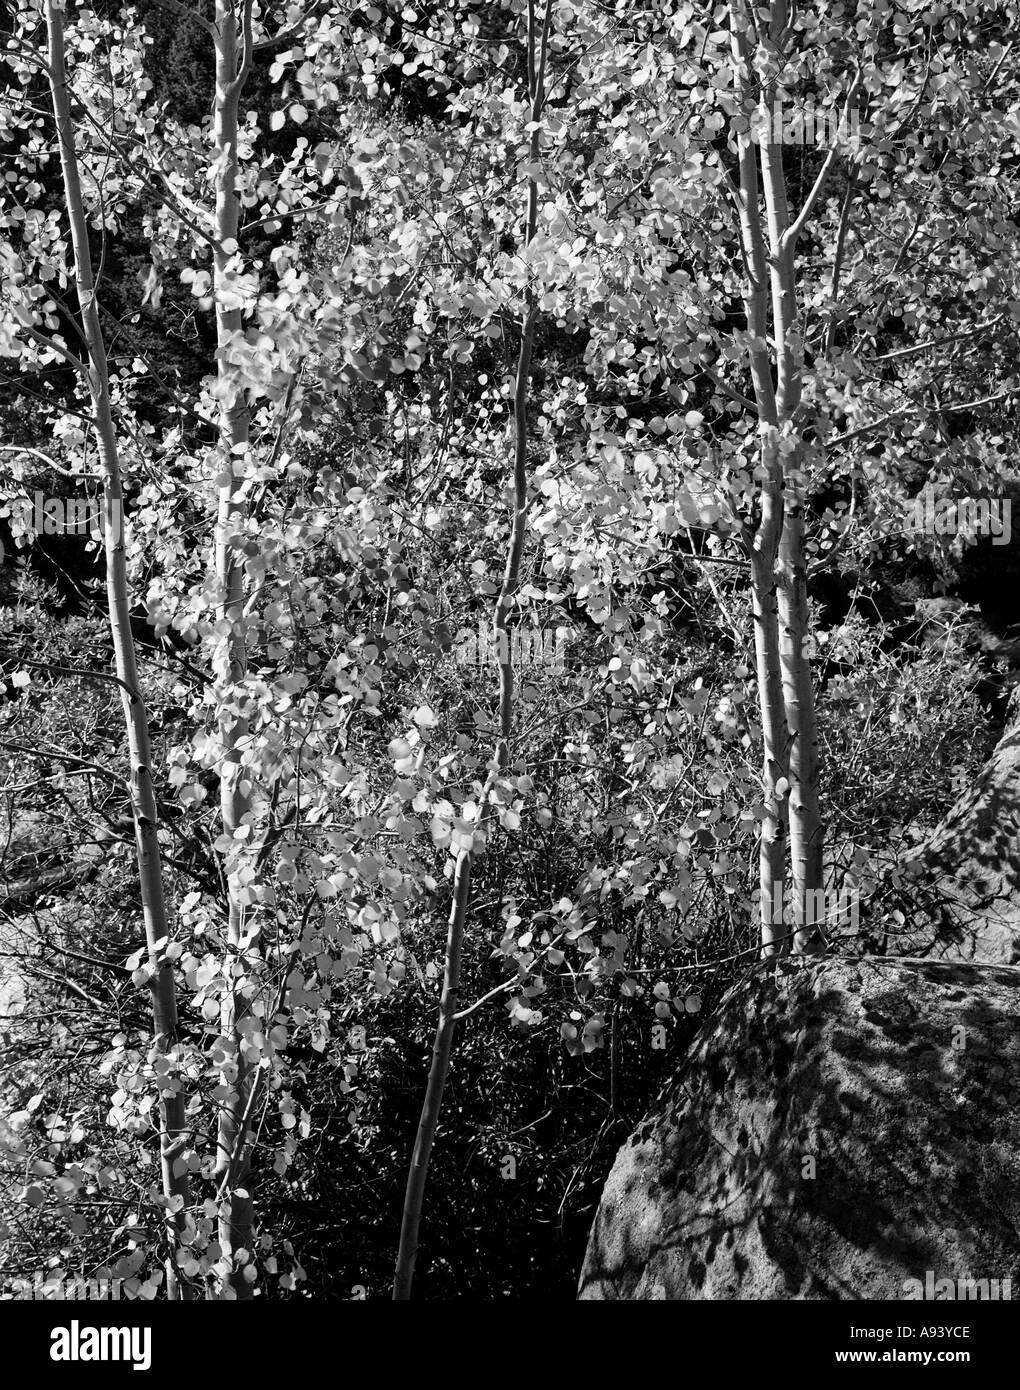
(226, 0), (256, 97)
(0, 444), (101, 479)
(828, 388), (1020, 448)
(864, 316), (1004, 365)
(239, 198), (335, 238)
(783, 68), (863, 252)
(20, 323), (88, 374)
(4, 657), (141, 704)
(452, 975), (520, 1022)
(0, 738), (128, 790)
(700, 365), (756, 413)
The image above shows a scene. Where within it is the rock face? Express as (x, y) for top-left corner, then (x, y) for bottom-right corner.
(887, 688), (1020, 964)
(579, 957), (1020, 1299)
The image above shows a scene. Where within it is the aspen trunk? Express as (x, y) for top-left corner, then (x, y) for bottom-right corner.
(750, 494), (791, 955)
(45, 0), (193, 1299)
(728, 3), (790, 955)
(210, 0), (257, 1298)
(753, 2), (826, 950)
(777, 496), (825, 950)
(392, 0), (551, 1300)
(391, 852), (469, 1302)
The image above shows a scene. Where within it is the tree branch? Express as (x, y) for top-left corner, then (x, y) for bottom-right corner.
(828, 388), (1020, 448)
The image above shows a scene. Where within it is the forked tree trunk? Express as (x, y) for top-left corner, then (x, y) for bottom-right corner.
(750, 0), (826, 950)
(728, 5), (790, 955)
(44, 0), (193, 1300)
(758, 190), (825, 952)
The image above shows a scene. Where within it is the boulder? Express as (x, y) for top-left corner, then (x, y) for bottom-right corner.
(579, 956), (1020, 1299)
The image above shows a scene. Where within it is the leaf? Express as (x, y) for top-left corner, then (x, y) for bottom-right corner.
(138, 263), (162, 309)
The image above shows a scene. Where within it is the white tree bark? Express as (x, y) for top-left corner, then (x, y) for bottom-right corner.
(728, 4), (791, 956)
(44, 0), (193, 1299)
(210, 0), (257, 1299)
(730, 0), (830, 952)
(758, 133), (826, 951)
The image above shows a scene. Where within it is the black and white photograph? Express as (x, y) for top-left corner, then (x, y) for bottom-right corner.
(0, 0), (1017, 1364)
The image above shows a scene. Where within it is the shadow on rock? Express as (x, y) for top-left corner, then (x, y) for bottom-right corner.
(578, 956), (1020, 1300)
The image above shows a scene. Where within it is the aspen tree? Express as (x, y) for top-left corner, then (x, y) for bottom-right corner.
(392, 0), (553, 1302)
(43, 0), (193, 1299)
